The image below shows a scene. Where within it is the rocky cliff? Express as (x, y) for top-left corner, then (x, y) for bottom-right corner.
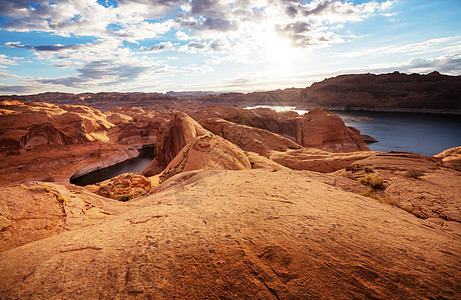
(190, 106), (368, 152)
(0, 100), (169, 184)
(300, 71), (461, 113)
(142, 112), (209, 177)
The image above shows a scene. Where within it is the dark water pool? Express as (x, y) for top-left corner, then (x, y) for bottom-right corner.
(333, 111), (461, 156)
(70, 147), (154, 186)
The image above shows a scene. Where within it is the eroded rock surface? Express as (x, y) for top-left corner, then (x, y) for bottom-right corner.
(296, 108), (370, 152)
(142, 112), (209, 176)
(85, 173), (153, 200)
(435, 146), (461, 171)
(160, 134), (252, 181)
(338, 152), (461, 222)
(270, 148), (376, 173)
(0, 169), (459, 299)
(199, 117), (301, 154)
(0, 101), (168, 185)
(0, 181), (128, 251)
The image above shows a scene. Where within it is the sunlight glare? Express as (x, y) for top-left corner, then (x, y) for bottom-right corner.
(264, 31), (302, 69)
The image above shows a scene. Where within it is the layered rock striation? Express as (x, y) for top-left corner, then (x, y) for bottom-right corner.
(0, 101), (168, 184)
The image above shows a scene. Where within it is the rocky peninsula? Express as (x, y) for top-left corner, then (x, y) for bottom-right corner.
(0, 98), (460, 298)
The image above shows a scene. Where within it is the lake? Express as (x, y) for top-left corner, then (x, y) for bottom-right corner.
(335, 111), (461, 156)
(245, 106), (461, 156)
(70, 147), (154, 186)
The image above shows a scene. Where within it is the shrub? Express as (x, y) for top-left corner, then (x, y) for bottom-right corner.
(117, 194), (133, 202)
(358, 174), (385, 189)
(360, 188), (384, 201)
(404, 169), (425, 179)
(241, 114), (252, 124)
(99, 185), (108, 192)
(28, 185), (51, 193)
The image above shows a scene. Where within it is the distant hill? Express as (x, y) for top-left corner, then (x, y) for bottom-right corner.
(0, 92), (178, 111)
(1, 71), (460, 113)
(299, 71), (461, 113)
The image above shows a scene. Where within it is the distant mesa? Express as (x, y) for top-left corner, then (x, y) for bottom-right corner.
(299, 71), (461, 113)
(1, 71), (460, 113)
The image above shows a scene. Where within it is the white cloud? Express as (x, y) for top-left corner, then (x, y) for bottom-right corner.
(335, 37), (461, 58)
(0, 0), (404, 93)
(0, 54), (18, 68)
(0, 72), (20, 78)
(142, 41), (175, 53)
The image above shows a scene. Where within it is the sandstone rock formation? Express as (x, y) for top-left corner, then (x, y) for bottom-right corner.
(0, 101), (166, 185)
(296, 108), (370, 152)
(1, 99), (460, 298)
(190, 106), (370, 152)
(188, 105), (299, 141)
(0, 92), (178, 111)
(0, 169), (459, 299)
(199, 117), (301, 154)
(0, 181), (128, 251)
(270, 148), (376, 173)
(300, 71), (461, 112)
(142, 112), (209, 177)
(85, 173), (153, 200)
(159, 134), (252, 181)
(337, 152), (461, 222)
(434, 146), (461, 171)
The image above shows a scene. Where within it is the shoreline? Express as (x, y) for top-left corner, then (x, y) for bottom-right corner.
(296, 106), (461, 115)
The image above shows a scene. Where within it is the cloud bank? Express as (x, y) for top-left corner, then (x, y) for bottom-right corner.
(0, 0), (459, 94)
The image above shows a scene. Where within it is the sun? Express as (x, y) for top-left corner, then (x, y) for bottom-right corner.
(263, 31), (303, 68)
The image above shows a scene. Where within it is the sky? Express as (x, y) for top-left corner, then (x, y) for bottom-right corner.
(0, 0), (460, 95)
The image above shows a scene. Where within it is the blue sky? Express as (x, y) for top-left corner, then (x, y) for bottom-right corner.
(0, 0), (460, 94)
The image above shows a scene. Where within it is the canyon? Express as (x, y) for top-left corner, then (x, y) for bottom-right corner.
(0, 86), (460, 298)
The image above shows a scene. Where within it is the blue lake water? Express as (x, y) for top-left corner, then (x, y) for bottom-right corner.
(70, 147), (154, 186)
(246, 106), (461, 156)
(333, 111), (461, 156)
